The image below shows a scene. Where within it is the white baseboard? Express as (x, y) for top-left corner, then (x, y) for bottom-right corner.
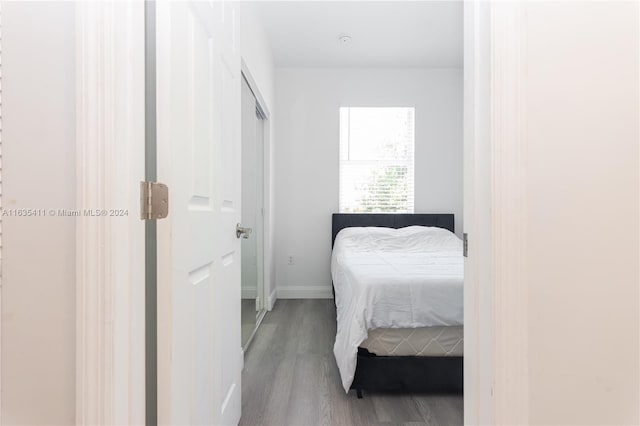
(277, 285), (333, 299)
(266, 287), (277, 311)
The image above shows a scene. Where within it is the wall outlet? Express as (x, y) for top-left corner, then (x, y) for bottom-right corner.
(287, 255), (294, 265)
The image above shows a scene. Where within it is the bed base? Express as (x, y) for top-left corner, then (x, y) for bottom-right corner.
(351, 348), (463, 398)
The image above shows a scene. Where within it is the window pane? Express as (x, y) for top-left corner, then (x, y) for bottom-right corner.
(339, 107), (415, 213)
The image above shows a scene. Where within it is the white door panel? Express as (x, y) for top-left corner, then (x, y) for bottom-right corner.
(157, 1), (241, 425)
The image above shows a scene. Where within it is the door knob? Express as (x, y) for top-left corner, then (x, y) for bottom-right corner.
(236, 223), (252, 239)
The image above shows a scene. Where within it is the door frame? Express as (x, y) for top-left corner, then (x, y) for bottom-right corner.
(74, 1), (531, 423)
(75, 1), (146, 424)
(463, 1), (529, 424)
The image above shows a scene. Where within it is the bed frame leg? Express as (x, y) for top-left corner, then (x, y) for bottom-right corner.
(356, 389), (363, 399)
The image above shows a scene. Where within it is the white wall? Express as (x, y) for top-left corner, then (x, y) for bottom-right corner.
(239, 3), (275, 112)
(274, 68), (463, 297)
(2, 2), (76, 424)
(524, 2), (638, 424)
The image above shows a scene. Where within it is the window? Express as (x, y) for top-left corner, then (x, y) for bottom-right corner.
(339, 107), (415, 213)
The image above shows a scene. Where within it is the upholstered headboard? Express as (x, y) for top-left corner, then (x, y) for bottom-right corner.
(331, 213), (455, 247)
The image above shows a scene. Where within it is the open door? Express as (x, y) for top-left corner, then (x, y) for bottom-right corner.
(156, 2), (242, 424)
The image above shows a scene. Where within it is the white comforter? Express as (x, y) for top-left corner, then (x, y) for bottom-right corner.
(331, 226), (463, 392)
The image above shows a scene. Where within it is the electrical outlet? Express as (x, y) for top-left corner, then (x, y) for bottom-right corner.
(287, 255), (294, 265)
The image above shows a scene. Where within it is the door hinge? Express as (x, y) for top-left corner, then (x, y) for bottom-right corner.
(463, 233), (468, 257)
(140, 181), (169, 220)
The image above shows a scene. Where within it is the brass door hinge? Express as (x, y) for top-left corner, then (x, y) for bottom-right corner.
(140, 181), (169, 220)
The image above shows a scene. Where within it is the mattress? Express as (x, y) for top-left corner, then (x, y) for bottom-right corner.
(331, 226), (464, 392)
(359, 326), (463, 357)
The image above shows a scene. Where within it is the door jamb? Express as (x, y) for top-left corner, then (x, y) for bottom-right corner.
(463, 1), (529, 424)
(75, 2), (146, 424)
(489, 2), (529, 422)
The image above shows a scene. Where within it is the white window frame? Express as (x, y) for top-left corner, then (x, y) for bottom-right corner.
(338, 106), (415, 214)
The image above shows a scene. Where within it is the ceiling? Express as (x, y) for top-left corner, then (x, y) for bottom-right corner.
(255, 1), (463, 68)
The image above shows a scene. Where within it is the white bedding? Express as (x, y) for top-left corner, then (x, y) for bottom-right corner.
(331, 225), (463, 392)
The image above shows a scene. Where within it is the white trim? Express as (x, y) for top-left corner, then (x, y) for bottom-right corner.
(263, 118), (275, 311)
(464, 2), (529, 424)
(266, 287), (277, 311)
(241, 59), (270, 119)
(277, 285), (333, 299)
(75, 2), (146, 425)
(0, 6), (4, 423)
(463, 1), (491, 423)
(490, 2), (529, 423)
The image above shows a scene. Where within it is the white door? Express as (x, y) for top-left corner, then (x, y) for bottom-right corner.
(156, 2), (242, 425)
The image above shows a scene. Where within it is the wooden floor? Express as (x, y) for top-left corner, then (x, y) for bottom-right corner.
(240, 299), (463, 426)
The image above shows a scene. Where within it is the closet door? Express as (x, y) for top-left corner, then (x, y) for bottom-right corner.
(241, 77), (259, 347)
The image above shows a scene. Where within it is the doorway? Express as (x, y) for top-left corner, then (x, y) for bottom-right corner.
(70, 4), (496, 419)
(241, 73), (267, 350)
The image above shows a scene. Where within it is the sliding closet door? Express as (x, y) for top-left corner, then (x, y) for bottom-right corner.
(241, 77), (259, 347)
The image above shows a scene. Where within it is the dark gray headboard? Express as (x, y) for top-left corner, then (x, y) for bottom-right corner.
(332, 213), (455, 247)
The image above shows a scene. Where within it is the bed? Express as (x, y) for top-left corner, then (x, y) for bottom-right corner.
(331, 213), (463, 398)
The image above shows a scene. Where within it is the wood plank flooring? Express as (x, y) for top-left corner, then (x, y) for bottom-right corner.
(239, 299), (463, 426)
